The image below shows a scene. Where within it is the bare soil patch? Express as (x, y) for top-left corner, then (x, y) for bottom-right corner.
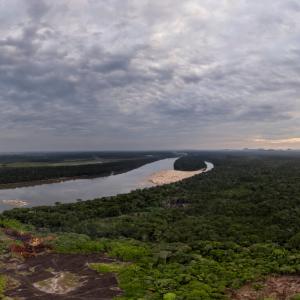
(230, 275), (300, 300)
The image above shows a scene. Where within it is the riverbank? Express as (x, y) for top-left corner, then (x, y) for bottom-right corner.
(0, 177), (81, 190)
(148, 161), (214, 185)
(149, 169), (205, 185)
(0, 174), (118, 190)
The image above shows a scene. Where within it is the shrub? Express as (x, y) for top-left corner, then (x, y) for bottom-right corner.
(163, 293), (177, 300)
(52, 233), (106, 253)
(0, 218), (33, 232)
(108, 240), (150, 261)
(288, 233), (300, 249)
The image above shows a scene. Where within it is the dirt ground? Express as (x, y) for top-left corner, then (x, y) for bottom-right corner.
(1, 253), (123, 300)
(230, 275), (300, 300)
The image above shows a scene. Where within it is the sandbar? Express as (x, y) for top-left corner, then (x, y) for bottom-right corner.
(2, 199), (28, 207)
(148, 168), (206, 185)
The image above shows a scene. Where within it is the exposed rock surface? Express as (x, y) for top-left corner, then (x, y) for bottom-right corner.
(1, 254), (122, 300)
(230, 275), (300, 300)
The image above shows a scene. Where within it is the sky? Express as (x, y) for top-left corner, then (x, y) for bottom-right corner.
(0, 0), (300, 151)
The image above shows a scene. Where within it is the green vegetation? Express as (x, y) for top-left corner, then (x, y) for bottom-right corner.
(88, 239), (300, 299)
(89, 262), (128, 273)
(51, 233), (106, 254)
(0, 275), (6, 298)
(0, 151), (174, 187)
(107, 241), (150, 261)
(163, 293), (177, 300)
(0, 218), (33, 233)
(174, 155), (206, 171)
(2, 151), (300, 299)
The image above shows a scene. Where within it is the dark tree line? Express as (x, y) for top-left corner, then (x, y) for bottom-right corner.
(0, 155), (172, 186)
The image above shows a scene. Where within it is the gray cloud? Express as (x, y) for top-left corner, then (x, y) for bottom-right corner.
(0, 0), (300, 151)
(26, 0), (50, 20)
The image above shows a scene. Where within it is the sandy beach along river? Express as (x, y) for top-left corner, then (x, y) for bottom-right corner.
(148, 161), (214, 185)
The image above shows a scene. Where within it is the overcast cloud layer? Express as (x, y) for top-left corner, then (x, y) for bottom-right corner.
(0, 0), (300, 151)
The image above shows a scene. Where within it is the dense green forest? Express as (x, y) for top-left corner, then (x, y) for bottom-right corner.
(2, 151), (300, 299)
(174, 155), (207, 171)
(0, 152), (174, 187)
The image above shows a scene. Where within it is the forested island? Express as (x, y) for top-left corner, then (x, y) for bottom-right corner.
(1, 151), (300, 299)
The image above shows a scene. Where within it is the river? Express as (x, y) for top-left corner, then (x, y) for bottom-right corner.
(0, 158), (214, 212)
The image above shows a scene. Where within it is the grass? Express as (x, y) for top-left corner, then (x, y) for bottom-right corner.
(0, 218), (34, 233)
(0, 157), (138, 169)
(89, 262), (128, 273)
(0, 275), (6, 298)
(0, 159), (105, 168)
